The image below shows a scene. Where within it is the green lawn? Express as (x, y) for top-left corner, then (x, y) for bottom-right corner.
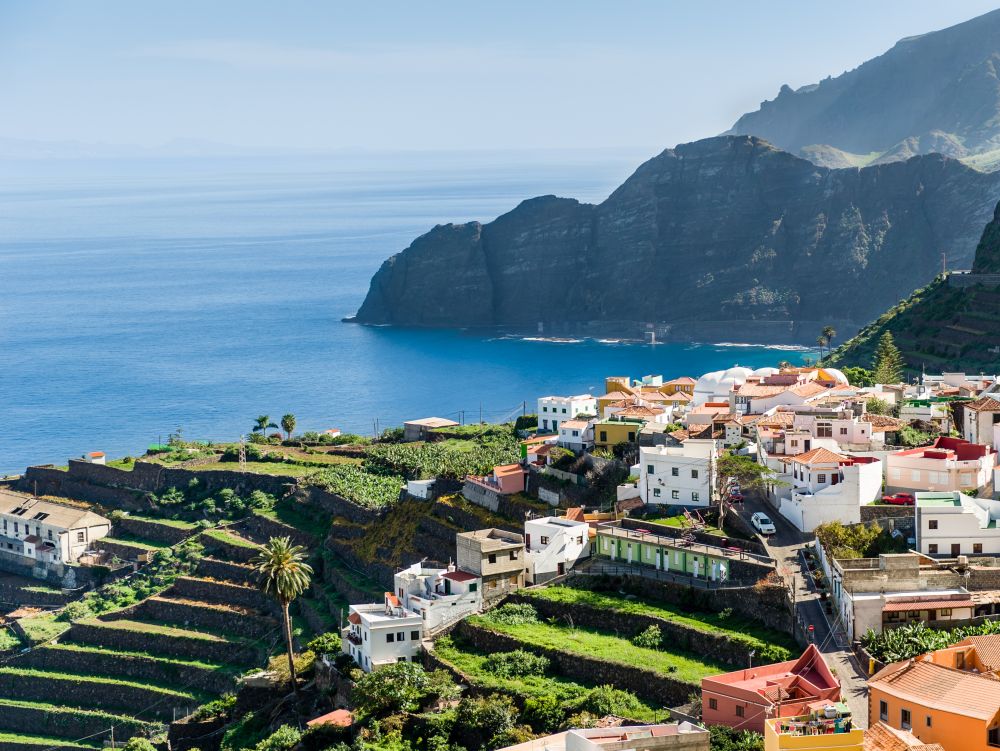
(434, 636), (663, 720)
(522, 586), (797, 657)
(468, 616), (729, 684)
(201, 528), (260, 549)
(18, 613), (69, 645)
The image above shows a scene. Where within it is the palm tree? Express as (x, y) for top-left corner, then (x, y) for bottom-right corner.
(252, 536), (313, 694)
(822, 325), (837, 353)
(253, 415), (278, 436)
(280, 414), (296, 441)
(816, 335), (828, 359)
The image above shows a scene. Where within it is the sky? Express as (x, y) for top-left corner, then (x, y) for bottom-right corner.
(2, 1), (999, 154)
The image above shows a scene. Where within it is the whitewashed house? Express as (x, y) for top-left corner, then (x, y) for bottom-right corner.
(342, 594), (424, 672)
(393, 562), (482, 633)
(962, 396), (1000, 447)
(915, 491), (1000, 557)
(772, 448), (882, 532)
(636, 440), (716, 508)
(557, 419), (595, 452)
(524, 516), (591, 583)
(0, 490), (111, 565)
(538, 394), (597, 433)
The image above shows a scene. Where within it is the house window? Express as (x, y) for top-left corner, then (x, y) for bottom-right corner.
(13, 523), (18, 534)
(929, 520), (938, 530)
(952, 544), (961, 556)
(975, 544), (983, 554)
(47, 530), (52, 540)
(840, 427), (848, 435)
(509, 574), (518, 585)
(647, 465), (655, 474)
(691, 469), (698, 479)
(891, 468), (902, 480)
(76, 531), (85, 542)
(709, 698), (718, 710)
(671, 467), (679, 477)
(907, 611), (919, 618)
(911, 470), (920, 482)
(926, 716), (932, 728)
(397, 632), (405, 641)
(879, 701), (888, 722)
(735, 706), (744, 718)
(653, 488), (661, 498)
(411, 630), (420, 640)
(572, 430), (579, 437)
(691, 492), (699, 503)
(386, 633), (395, 643)
(929, 544), (938, 554)
(562, 408), (567, 413)
(488, 554), (497, 564)
(542, 406), (547, 412)
(940, 609), (952, 617)
(671, 490), (680, 500)
(989, 727), (1000, 747)
(600, 431), (607, 442)
(541, 536), (550, 546)
(576, 536), (583, 545)
(817, 474), (826, 483)
(627, 432), (635, 441)
(901, 709), (911, 730)
(469, 583), (477, 592)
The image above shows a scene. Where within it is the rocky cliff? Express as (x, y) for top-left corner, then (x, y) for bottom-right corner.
(826, 202), (1000, 371)
(729, 9), (1000, 168)
(353, 136), (1000, 343)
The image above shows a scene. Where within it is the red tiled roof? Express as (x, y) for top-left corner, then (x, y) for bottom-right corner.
(307, 709), (354, 728)
(441, 570), (477, 583)
(785, 447), (848, 466)
(869, 660), (1000, 720)
(965, 396), (1000, 412)
(347, 612), (361, 625)
(385, 593), (400, 607)
(882, 599), (973, 612)
(958, 634), (1000, 671)
(565, 507), (586, 522)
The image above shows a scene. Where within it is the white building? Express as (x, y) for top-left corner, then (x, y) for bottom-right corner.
(636, 440), (716, 508)
(393, 562), (482, 634)
(557, 420), (595, 452)
(772, 448), (882, 532)
(885, 437), (996, 494)
(915, 491), (1000, 557)
(524, 516), (591, 584)
(0, 491), (111, 565)
(538, 395), (597, 433)
(962, 396), (1000, 447)
(496, 723), (710, 751)
(342, 594), (424, 672)
(81, 451), (106, 465)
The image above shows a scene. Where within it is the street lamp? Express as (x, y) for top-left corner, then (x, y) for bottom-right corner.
(749, 649), (756, 669)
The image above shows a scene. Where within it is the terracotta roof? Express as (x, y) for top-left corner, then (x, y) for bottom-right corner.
(565, 507), (586, 522)
(441, 570), (477, 583)
(616, 406), (663, 418)
(869, 659), (1000, 720)
(22, 535), (42, 544)
(601, 391), (633, 401)
(862, 413), (906, 432)
(347, 612), (361, 625)
(863, 721), (945, 751)
(616, 497), (644, 513)
(785, 447), (848, 466)
(965, 396), (1000, 412)
(959, 634), (1000, 671)
(661, 391), (692, 402)
(494, 463), (525, 477)
(664, 377), (696, 385)
(385, 593), (400, 607)
(790, 382), (830, 398)
(88, 452), (105, 458)
(307, 709), (354, 728)
(882, 599), (973, 612)
(560, 420), (591, 429)
(735, 383), (790, 398)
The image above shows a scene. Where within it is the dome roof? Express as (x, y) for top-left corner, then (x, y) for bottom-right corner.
(693, 366), (753, 404)
(752, 367), (780, 377)
(823, 367), (849, 385)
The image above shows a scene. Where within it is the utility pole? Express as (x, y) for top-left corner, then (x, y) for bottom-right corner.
(479, 403), (483, 424)
(522, 400), (526, 417)
(238, 436), (246, 474)
(942, 251), (947, 276)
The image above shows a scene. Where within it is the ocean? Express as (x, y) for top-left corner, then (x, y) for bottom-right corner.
(0, 150), (809, 475)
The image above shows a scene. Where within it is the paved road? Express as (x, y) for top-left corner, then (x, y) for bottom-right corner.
(730, 494), (870, 727)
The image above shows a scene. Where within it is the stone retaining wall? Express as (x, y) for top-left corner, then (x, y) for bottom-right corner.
(19, 645), (235, 694)
(0, 671), (183, 721)
(70, 621), (260, 664)
(123, 597), (276, 640)
(200, 532), (259, 563)
(0, 704), (150, 743)
(168, 716), (228, 751)
(455, 620), (694, 708)
(0, 581), (69, 608)
(116, 516), (195, 545)
(506, 593), (785, 667)
(300, 487), (379, 526)
(96, 538), (154, 562)
(196, 557), (258, 587)
(239, 512), (316, 547)
(171, 576), (274, 613)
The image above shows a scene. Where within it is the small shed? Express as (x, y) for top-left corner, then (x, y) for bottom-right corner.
(403, 417), (459, 442)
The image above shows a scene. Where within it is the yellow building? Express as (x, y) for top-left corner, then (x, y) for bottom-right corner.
(660, 376), (696, 396)
(593, 418), (645, 449)
(764, 706), (863, 751)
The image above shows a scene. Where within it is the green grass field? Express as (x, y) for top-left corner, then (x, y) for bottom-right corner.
(42, 642), (229, 671)
(467, 616), (729, 684)
(434, 636), (662, 721)
(77, 617), (228, 642)
(18, 613), (69, 645)
(201, 528), (260, 549)
(186, 461), (319, 477)
(521, 586), (796, 657)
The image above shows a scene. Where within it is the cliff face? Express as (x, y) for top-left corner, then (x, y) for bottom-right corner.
(354, 136), (1000, 341)
(728, 9), (1000, 166)
(826, 202), (1000, 372)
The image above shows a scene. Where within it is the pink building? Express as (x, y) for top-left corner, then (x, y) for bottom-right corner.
(468, 463), (527, 495)
(886, 436), (997, 494)
(700, 645), (840, 733)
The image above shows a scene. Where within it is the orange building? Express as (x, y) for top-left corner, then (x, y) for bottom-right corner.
(867, 635), (1000, 751)
(701, 645), (841, 733)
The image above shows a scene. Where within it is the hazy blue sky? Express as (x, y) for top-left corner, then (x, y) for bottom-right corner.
(3, 1), (998, 152)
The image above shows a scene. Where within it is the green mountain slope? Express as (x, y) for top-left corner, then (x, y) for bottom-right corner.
(826, 203), (1000, 372)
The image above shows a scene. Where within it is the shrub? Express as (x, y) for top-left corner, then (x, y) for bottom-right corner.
(631, 625), (662, 649)
(523, 694), (564, 732)
(482, 603), (538, 626)
(59, 600), (93, 622)
(708, 725), (764, 751)
(306, 631), (341, 655)
(191, 694), (236, 721)
(452, 693), (521, 751)
(573, 685), (645, 718)
(254, 726), (301, 751)
(123, 739), (156, 751)
(352, 661), (430, 714)
(483, 650), (550, 678)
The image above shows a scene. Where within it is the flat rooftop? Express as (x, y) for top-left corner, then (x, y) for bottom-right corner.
(916, 492), (963, 507)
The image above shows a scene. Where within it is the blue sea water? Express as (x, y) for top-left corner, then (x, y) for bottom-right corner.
(0, 151), (808, 475)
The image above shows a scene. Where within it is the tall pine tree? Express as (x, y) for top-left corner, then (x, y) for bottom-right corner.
(872, 331), (904, 384)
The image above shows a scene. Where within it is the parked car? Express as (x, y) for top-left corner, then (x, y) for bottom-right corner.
(728, 492), (745, 503)
(751, 512), (776, 535)
(882, 493), (915, 506)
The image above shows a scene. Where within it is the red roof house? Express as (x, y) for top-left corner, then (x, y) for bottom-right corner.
(700, 644), (840, 733)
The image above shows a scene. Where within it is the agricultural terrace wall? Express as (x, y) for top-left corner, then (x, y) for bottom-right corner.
(19, 466), (152, 511)
(316, 564), (382, 607)
(239, 512), (316, 547)
(506, 593), (778, 667)
(115, 516), (194, 545)
(170, 576), (275, 613)
(298, 487), (380, 526)
(567, 573), (794, 634)
(168, 716), (228, 751)
(297, 598), (334, 637)
(0, 671), (183, 721)
(0, 741), (105, 751)
(96, 538), (153, 562)
(324, 538), (396, 588)
(0, 579), (69, 608)
(196, 557), (259, 587)
(69, 621), (262, 664)
(18, 646), (235, 694)
(119, 598), (277, 640)
(0, 703), (150, 742)
(200, 532), (259, 564)
(455, 620), (694, 708)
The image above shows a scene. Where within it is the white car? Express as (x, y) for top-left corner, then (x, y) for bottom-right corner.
(751, 512), (776, 535)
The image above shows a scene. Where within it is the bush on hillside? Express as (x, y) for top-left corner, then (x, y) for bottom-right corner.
(482, 603), (538, 627)
(483, 650), (550, 678)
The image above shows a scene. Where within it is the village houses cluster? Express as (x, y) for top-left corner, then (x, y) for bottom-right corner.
(335, 365), (1000, 751)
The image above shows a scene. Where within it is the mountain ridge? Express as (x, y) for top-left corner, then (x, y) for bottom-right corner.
(353, 135), (1000, 344)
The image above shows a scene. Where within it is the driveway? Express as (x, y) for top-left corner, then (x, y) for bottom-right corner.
(730, 494), (870, 727)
